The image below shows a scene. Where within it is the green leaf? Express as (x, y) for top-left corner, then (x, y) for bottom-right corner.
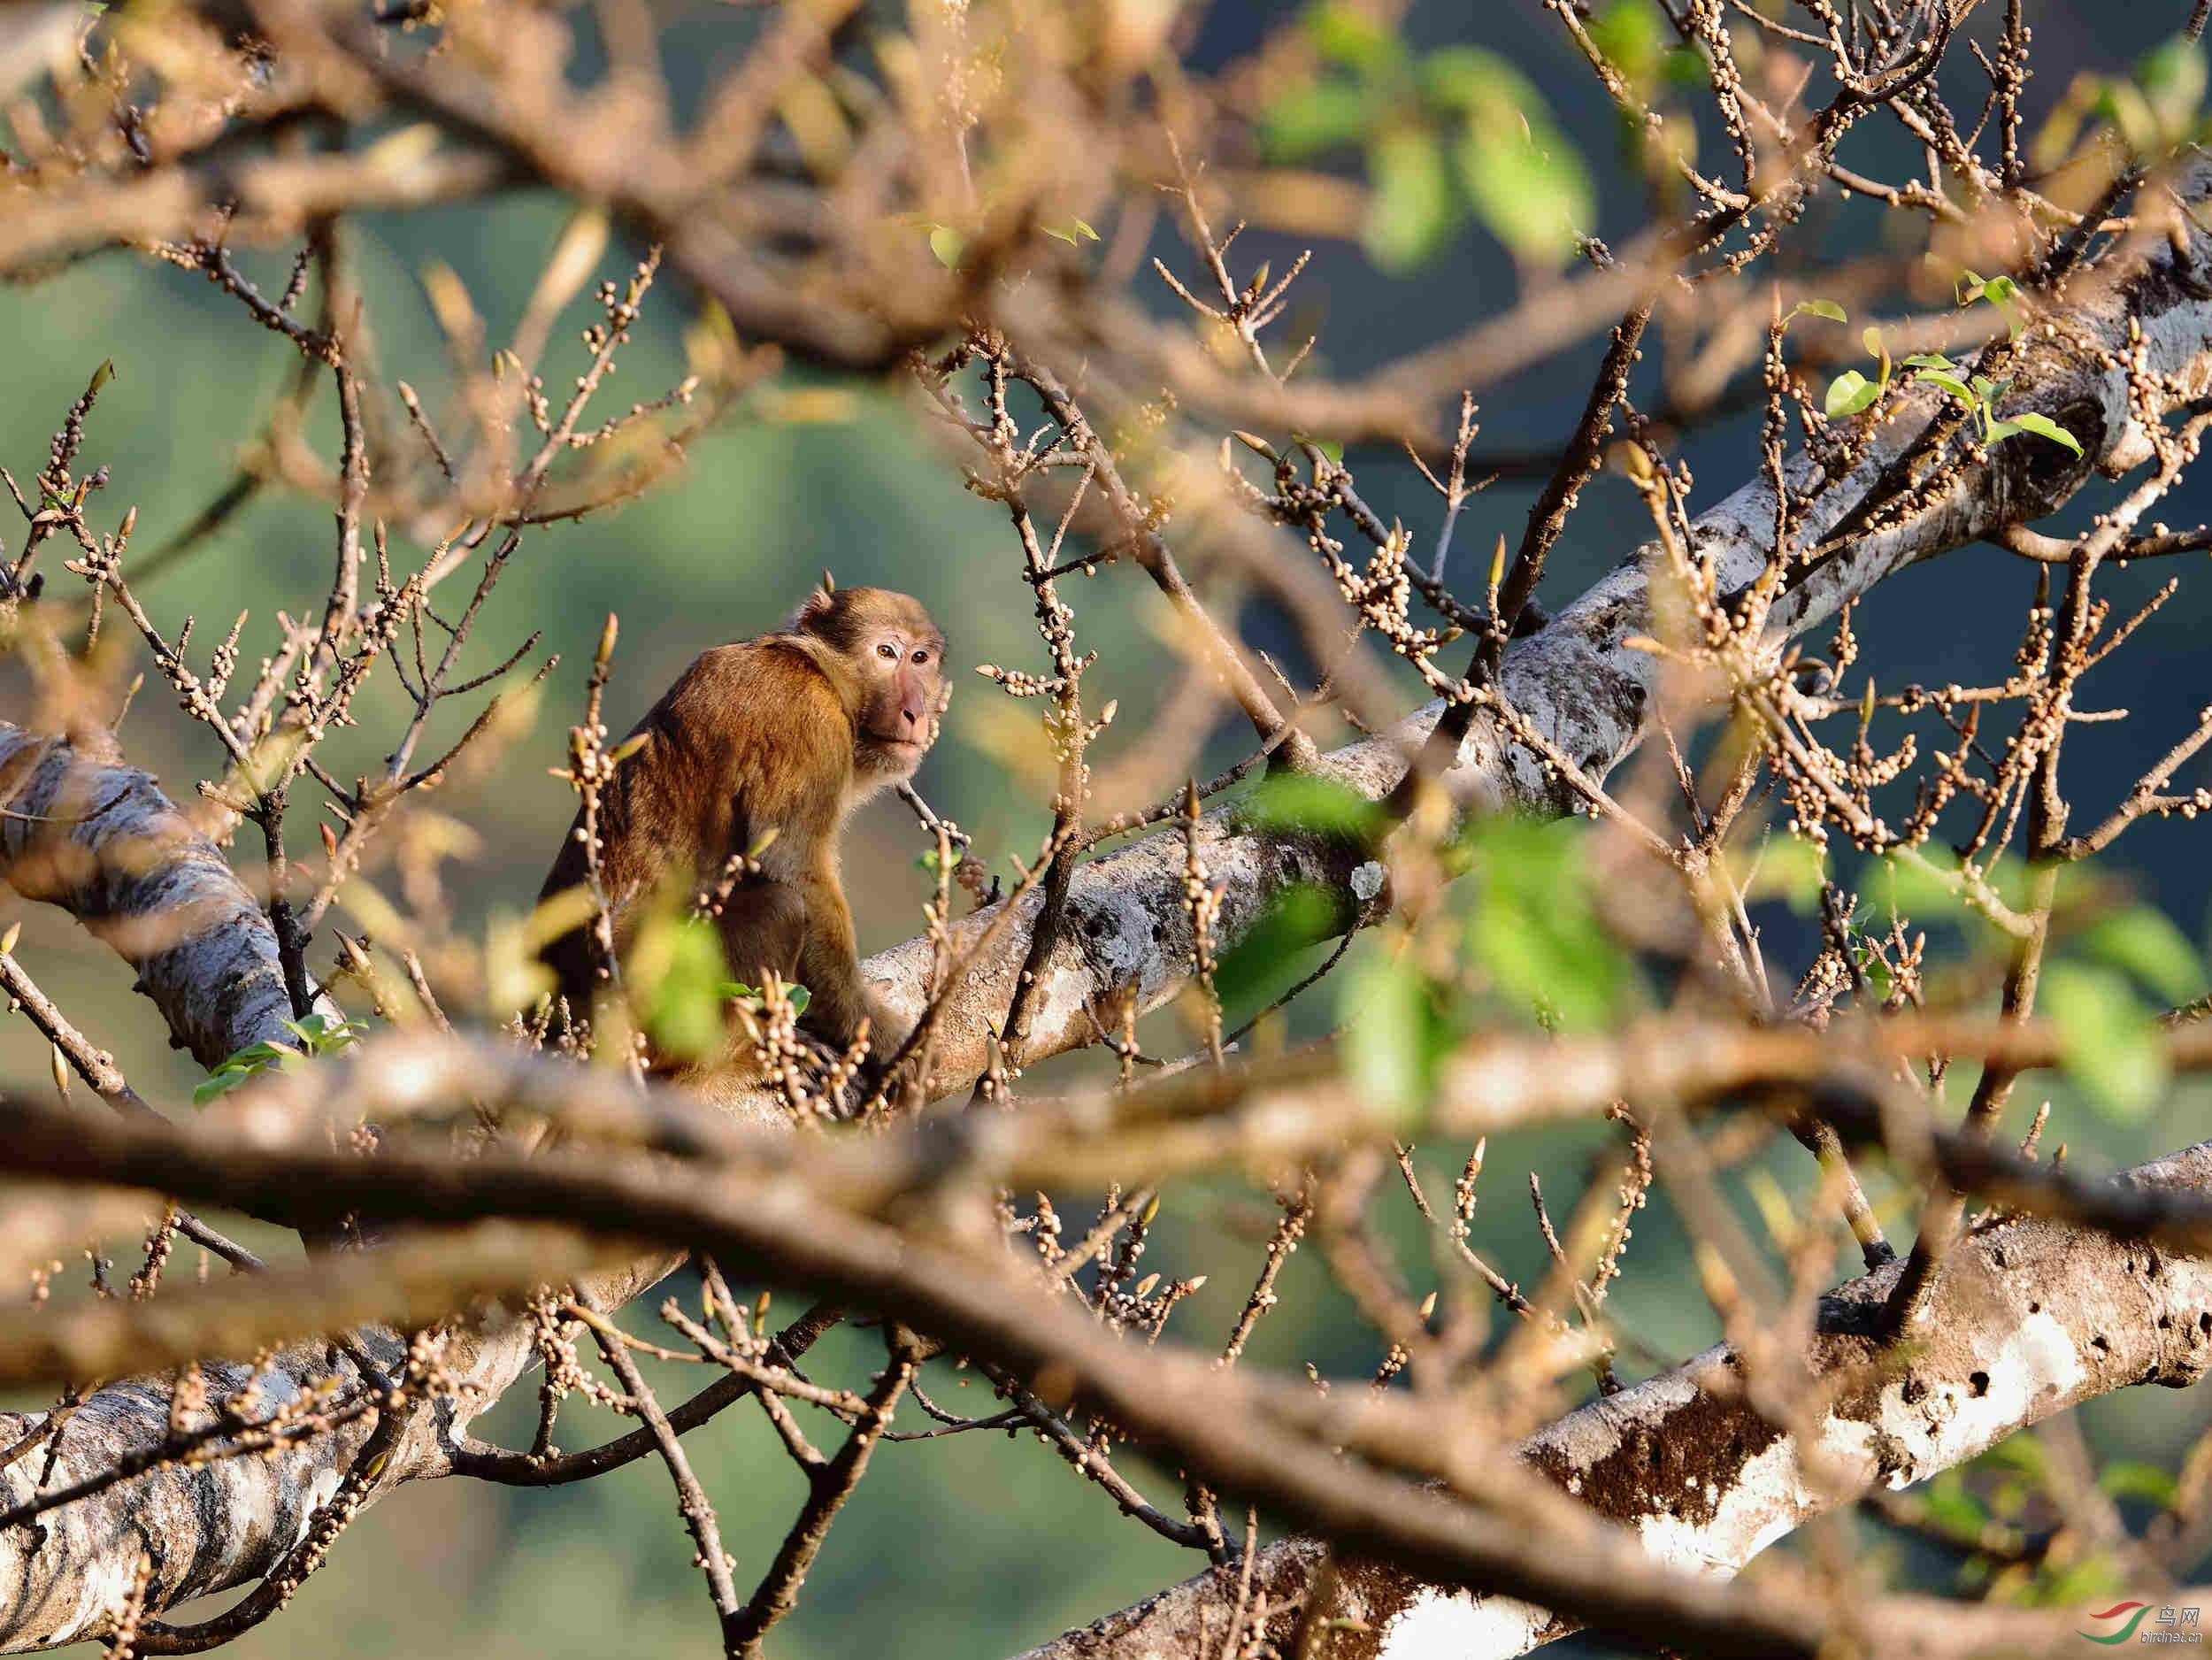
(1978, 1433), (2051, 1479)
(1364, 126), (1461, 271)
(2003, 410), (2083, 455)
(1901, 351), (1955, 370)
(1983, 274), (2018, 304)
(927, 225), (964, 271)
(2081, 905), (2208, 1005)
(645, 917), (733, 1061)
(1824, 369), (1880, 419)
(718, 980), (810, 1018)
(2036, 1552), (2125, 1610)
(193, 1073), (242, 1105)
(1306, 1), (1403, 73)
(1876, 849), (1973, 924)
(282, 1012), (363, 1053)
(2099, 1460), (2179, 1507)
(1586, 0), (1663, 88)
(1042, 219), (1100, 245)
(2043, 961), (2166, 1120)
(1463, 816), (1631, 1032)
(1861, 326), (1885, 357)
(1260, 77), (1378, 159)
(1243, 772), (1386, 843)
(2139, 35), (2208, 129)
(1739, 833), (1824, 914)
(1913, 368), (1974, 403)
(1418, 44), (1516, 111)
(1793, 298), (1848, 323)
(1340, 946), (1433, 1126)
(1216, 884), (1343, 1012)
(1921, 1472), (1986, 1537)
(1455, 118), (1589, 265)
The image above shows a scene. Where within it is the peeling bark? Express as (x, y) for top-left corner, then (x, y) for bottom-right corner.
(1017, 1142), (2212, 1660)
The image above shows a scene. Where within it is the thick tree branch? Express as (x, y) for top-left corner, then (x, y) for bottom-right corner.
(1014, 1141), (2212, 1660)
(0, 1075), (2208, 1660)
(824, 158), (2212, 1111)
(0, 726), (674, 1648)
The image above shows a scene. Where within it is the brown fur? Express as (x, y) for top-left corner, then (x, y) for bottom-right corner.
(537, 585), (945, 1075)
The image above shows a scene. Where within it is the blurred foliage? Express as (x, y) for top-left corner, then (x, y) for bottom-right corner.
(1261, 3), (1592, 268)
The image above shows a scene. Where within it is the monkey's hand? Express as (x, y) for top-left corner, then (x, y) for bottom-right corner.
(842, 992), (917, 1111)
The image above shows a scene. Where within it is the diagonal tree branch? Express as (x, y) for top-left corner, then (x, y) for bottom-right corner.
(834, 158), (2212, 1107)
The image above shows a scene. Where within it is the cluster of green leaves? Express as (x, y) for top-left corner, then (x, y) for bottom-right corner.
(1897, 352), (2081, 456)
(195, 1011), (366, 1104)
(1878, 852), (2206, 1118)
(2034, 35), (2208, 169)
(1224, 778), (1638, 1123)
(629, 911), (815, 1061)
(1924, 1435), (2183, 1605)
(1584, 0), (1714, 101)
(1816, 292), (2079, 456)
(1260, 3), (1593, 269)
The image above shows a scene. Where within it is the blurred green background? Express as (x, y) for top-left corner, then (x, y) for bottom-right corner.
(7, 3), (2212, 1656)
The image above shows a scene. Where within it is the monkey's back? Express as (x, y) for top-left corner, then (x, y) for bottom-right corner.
(536, 634), (858, 1026)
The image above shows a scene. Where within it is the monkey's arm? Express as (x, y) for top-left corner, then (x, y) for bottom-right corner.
(788, 855), (882, 1048)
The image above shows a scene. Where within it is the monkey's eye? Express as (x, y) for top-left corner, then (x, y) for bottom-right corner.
(910, 649), (931, 665)
(876, 642), (898, 660)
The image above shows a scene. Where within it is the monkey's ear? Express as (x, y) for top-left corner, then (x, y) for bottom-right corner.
(792, 580), (837, 632)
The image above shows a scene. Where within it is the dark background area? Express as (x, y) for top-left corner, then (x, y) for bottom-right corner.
(4, 4), (2211, 1656)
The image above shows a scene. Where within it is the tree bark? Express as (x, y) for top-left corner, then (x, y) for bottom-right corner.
(1013, 1141), (2212, 1660)
(0, 728), (671, 1647)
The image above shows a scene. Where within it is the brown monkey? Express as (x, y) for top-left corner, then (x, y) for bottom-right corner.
(536, 582), (945, 1080)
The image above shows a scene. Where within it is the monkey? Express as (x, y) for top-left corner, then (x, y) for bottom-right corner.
(535, 581), (946, 1088)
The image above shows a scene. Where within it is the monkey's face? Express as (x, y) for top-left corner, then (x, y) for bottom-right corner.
(793, 584), (948, 783)
(850, 607), (946, 782)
